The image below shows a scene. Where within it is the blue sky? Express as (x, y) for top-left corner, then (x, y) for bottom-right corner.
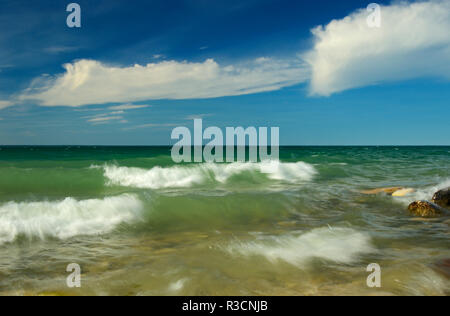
(0, 0), (449, 145)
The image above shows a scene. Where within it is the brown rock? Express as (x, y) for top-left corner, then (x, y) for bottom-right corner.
(408, 201), (449, 217)
(361, 187), (404, 195)
(432, 187), (450, 209)
(391, 188), (415, 197)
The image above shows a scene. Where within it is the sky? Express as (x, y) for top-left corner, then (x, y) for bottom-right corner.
(0, 0), (449, 145)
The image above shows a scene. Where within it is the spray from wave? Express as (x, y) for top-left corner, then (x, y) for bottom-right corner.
(224, 227), (373, 267)
(97, 161), (317, 189)
(393, 178), (450, 206)
(0, 194), (143, 245)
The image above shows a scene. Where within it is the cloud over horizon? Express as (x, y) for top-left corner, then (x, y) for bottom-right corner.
(305, 0), (450, 96)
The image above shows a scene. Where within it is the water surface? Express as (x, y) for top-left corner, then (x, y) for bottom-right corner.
(0, 146), (449, 295)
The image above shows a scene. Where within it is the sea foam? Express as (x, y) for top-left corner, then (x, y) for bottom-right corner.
(100, 161), (317, 189)
(0, 194), (143, 245)
(394, 178), (450, 206)
(225, 227), (373, 267)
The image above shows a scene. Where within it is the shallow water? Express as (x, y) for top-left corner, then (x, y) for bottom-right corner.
(0, 146), (449, 296)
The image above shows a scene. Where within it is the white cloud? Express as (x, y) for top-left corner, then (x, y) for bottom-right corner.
(83, 106), (144, 124)
(305, 0), (450, 96)
(20, 58), (308, 107)
(15, 1), (450, 106)
(108, 104), (150, 111)
(82, 112), (108, 119)
(0, 100), (13, 110)
(73, 107), (103, 112)
(87, 116), (124, 123)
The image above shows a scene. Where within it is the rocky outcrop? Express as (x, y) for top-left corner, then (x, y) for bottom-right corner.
(408, 201), (449, 217)
(432, 187), (450, 209)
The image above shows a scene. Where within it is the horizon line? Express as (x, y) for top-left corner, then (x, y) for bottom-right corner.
(1, 145), (449, 147)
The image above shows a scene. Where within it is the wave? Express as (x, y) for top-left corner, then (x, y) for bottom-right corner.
(224, 227), (373, 267)
(393, 178), (450, 205)
(0, 194), (143, 245)
(98, 161), (317, 189)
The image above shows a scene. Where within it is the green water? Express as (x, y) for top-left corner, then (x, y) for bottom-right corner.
(0, 146), (449, 296)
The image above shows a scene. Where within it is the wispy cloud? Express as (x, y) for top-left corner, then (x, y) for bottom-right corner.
(108, 104), (150, 111)
(0, 100), (13, 110)
(12, 0), (450, 109)
(74, 107), (104, 112)
(19, 58), (308, 107)
(82, 104), (150, 125)
(87, 115), (124, 123)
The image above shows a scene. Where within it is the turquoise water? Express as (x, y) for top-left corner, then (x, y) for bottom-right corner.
(0, 146), (449, 295)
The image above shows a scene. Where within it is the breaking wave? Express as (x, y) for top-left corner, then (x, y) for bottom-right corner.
(225, 227), (373, 267)
(98, 161), (317, 189)
(393, 178), (450, 205)
(0, 194), (143, 245)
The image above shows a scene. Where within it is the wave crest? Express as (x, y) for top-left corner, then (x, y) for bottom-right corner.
(225, 227), (373, 267)
(0, 194), (143, 244)
(99, 161), (317, 189)
(394, 178), (450, 205)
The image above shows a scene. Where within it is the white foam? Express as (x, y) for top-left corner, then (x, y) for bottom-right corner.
(225, 227), (373, 267)
(100, 161), (317, 189)
(400, 267), (450, 296)
(102, 165), (206, 189)
(329, 162), (348, 166)
(394, 178), (450, 206)
(168, 278), (188, 292)
(0, 194), (143, 244)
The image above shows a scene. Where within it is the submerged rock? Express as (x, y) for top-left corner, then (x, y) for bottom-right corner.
(392, 188), (415, 197)
(432, 187), (450, 209)
(361, 187), (404, 195)
(408, 201), (449, 217)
